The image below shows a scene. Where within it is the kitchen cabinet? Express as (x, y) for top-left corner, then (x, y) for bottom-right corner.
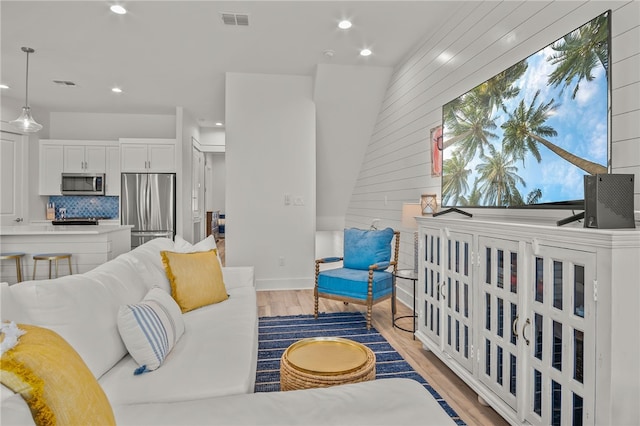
(105, 146), (120, 196)
(39, 140), (119, 195)
(39, 143), (64, 195)
(63, 144), (106, 172)
(416, 215), (639, 426)
(120, 138), (176, 172)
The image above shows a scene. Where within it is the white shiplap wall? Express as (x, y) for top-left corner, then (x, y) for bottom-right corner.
(346, 1), (640, 281)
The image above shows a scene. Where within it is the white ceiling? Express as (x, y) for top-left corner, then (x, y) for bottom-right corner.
(0, 1), (467, 127)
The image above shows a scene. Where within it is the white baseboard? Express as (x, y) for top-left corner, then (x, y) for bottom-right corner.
(256, 277), (314, 291)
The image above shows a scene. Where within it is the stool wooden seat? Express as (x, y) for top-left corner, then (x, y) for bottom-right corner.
(0, 252), (26, 283)
(32, 253), (73, 279)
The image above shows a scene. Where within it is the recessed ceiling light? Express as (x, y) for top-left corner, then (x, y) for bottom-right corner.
(215, 122), (223, 126)
(0, 84), (9, 89)
(338, 20), (352, 30)
(110, 5), (127, 15)
(112, 87), (122, 93)
(360, 48), (372, 57)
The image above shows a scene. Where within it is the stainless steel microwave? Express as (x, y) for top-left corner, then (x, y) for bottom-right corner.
(61, 173), (106, 196)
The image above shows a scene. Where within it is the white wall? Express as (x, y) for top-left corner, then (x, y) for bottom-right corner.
(313, 64), (393, 231)
(205, 152), (225, 214)
(226, 72), (316, 290)
(346, 2), (640, 276)
(49, 112), (175, 140)
(177, 107), (200, 243)
(200, 128), (225, 152)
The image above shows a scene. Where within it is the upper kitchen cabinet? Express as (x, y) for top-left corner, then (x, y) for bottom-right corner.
(120, 138), (176, 172)
(63, 144), (106, 173)
(39, 140), (119, 195)
(39, 142), (63, 195)
(105, 146), (120, 196)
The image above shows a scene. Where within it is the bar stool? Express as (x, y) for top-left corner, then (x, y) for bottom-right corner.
(32, 253), (73, 279)
(0, 252), (26, 283)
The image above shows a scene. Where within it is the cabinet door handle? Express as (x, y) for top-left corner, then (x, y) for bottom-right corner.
(440, 282), (446, 299)
(522, 318), (531, 346)
(512, 315), (519, 339)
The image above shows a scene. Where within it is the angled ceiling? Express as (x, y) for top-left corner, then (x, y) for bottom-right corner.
(0, 1), (467, 127)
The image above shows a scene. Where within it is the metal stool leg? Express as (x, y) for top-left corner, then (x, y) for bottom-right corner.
(68, 256), (72, 275)
(15, 257), (22, 282)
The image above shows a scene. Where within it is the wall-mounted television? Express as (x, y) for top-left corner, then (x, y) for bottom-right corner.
(441, 11), (610, 211)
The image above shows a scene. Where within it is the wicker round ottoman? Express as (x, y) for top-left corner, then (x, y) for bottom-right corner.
(280, 337), (376, 391)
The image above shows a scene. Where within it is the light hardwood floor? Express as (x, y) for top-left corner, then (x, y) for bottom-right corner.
(218, 238), (507, 426)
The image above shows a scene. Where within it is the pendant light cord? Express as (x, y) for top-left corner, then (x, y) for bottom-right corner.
(22, 47), (34, 107)
(24, 49), (30, 106)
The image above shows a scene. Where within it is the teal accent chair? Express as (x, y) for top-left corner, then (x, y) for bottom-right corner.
(314, 228), (400, 330)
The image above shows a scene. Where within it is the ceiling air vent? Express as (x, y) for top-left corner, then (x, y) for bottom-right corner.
(220, 12), (249, 26)
(53, 80), (76, 86)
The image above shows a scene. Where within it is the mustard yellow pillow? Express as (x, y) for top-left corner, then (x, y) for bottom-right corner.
(0, 324), (115, 426)
(161, 249), (228, 313)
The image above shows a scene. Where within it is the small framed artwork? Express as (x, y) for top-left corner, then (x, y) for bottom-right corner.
(430, 125), (442, 177)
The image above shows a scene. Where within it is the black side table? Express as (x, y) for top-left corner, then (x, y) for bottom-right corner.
(392, 269), (418, 339)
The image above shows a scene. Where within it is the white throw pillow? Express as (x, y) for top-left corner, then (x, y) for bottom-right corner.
(174, 235), (222, 264)
(117, 287), (185, 374)
(174, 235), (217, 253)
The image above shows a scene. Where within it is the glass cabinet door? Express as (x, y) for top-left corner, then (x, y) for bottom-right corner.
(478, 237), (521, 411)
(524, 246), (595, 426)
(442, 231), (474, 373)
(420, 228), (442, 346)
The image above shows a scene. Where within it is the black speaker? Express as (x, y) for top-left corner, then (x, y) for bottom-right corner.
(584, 174), (635, 229)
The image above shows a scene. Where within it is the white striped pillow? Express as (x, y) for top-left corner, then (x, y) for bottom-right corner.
(117, 287), (185, 374)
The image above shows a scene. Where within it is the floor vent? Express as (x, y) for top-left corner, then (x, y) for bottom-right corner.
(220, 12), (249, 26)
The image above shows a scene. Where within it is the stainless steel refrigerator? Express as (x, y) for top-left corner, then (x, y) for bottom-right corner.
(121, 173), (176, 248)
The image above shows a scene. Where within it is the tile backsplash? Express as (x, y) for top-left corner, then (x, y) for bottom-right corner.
(49, 196), (119, 219)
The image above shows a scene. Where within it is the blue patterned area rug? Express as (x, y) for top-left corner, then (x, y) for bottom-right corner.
(256, 312), (465, 426)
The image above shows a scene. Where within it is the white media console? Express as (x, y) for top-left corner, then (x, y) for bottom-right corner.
(415, 213), (639, 426)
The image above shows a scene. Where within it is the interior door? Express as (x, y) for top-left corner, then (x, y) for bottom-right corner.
(0, 128), (27, 226)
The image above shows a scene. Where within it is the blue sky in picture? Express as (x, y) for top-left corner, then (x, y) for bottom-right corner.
(444, 17), (609, 206)
(502, 46), (608, 203)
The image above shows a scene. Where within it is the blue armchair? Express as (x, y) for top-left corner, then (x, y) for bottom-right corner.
(314, 228), (400, 330)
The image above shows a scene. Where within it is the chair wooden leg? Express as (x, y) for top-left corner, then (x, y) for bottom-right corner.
(314, 261), (320, 319)
(313, 287), (319, 319)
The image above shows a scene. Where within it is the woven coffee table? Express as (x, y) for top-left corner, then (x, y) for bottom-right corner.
(280, 337), (375, 391)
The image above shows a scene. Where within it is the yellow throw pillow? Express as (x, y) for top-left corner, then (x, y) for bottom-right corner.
(0, 324), (115, 426)
(161, 249), (228, 313)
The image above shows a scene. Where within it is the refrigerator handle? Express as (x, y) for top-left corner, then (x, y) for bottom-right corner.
(131, 231), (173, 238)
(145, 175), (151, 227)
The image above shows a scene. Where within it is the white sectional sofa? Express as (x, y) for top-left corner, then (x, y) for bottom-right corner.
(1, 237), (455, 425)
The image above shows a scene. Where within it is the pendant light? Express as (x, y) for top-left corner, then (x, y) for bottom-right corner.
(9, 47), (43, 133)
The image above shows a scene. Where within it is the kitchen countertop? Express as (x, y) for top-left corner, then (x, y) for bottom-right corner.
(0, 224), (133, 236)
